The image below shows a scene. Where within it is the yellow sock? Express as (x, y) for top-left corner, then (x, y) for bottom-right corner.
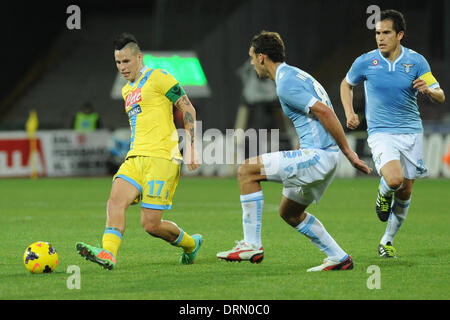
(171, 228), (196, 253)
(102, 227), (122, 257)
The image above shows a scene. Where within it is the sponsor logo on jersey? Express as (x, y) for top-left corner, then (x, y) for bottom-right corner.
(127, 105), (142, 118)
(125, 88), (142, 110)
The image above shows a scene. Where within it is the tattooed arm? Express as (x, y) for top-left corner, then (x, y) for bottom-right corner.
(174, 94), (200, 170)
(174, 95), (196, 145)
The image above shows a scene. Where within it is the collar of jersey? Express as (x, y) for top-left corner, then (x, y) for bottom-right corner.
(377, 45), (404, 72)
(128, 66), (150, 87)
(275, 62), (288, 84)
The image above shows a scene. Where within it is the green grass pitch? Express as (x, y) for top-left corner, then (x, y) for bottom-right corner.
(0, 176), (449, 300)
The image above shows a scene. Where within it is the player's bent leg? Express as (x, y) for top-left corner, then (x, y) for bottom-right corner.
(141, 208), (180, 242)
(279, 196), (308, 227)
(141, 208), (201, 264)
(281, 193), (352, 272)
(376, 160), (405, 222)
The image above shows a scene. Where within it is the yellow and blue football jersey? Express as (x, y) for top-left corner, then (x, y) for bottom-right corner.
(121, 66), (185, 161)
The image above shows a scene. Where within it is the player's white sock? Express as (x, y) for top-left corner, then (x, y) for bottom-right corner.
(240, 191), (264, 248)
(380, 176), (397, 196)
(295, 212), (348, 262)
(381, 197), (410, 245)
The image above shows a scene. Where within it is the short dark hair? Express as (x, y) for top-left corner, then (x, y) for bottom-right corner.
(380, 9), (406, 34)
(250, 31), (286, 63)
(113, 32), (140, 51)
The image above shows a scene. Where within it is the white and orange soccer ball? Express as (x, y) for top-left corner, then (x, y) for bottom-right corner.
(23, 241), (59, 274)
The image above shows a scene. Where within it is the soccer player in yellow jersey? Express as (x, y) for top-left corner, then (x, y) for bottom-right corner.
(76, 33), (202, 269)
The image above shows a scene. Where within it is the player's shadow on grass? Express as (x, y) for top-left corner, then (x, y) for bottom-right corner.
(373, 259), (415, 268)
(366, 247), (450, 269)
(403, 247), (450, 261)
(12, 269), (68, 279)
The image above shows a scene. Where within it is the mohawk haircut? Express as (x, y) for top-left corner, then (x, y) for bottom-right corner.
(113, 32), (141, 53)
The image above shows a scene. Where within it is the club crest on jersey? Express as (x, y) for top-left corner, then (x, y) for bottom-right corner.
(125, 88), (142, 110)
(402, 63), (414, 73)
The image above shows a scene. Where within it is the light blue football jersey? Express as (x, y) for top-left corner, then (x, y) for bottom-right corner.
(346, 46), (439, 136)
(275, 62), (337, 150)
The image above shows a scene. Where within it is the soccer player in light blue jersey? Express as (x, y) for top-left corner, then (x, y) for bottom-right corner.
(217, 31), (371, 272)
(340, 10), (445, 258)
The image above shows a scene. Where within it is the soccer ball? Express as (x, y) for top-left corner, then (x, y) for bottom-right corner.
(23, 241), (59, 274)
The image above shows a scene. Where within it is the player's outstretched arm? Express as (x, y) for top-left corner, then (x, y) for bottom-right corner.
(340, 78), (360, 130)
(311, 101), (372, 175)
(174, 94), (200, 170)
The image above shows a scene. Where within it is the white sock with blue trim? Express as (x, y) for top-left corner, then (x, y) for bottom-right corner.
(240, 191), (264, 248)
(295, 212), (347, 262)
(381, 197), (411, 245)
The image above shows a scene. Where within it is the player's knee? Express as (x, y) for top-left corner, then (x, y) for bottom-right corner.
(238, 159), (261, 181)
(385, 175), (404, 190)
(237, 163), (251, 182)
(237, 162), (250, 176)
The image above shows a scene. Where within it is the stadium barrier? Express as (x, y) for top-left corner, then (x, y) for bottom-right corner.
(0, 129), (449, 178)
(0, 130), (110, 177)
